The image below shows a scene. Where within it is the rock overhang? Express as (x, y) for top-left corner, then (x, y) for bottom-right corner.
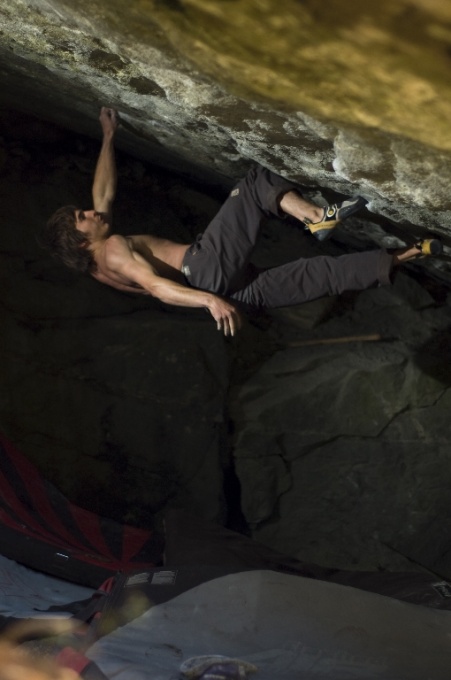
(1, 0), (450, 282)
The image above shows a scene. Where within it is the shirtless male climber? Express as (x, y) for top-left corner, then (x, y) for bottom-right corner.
(42, 107), (442, 336)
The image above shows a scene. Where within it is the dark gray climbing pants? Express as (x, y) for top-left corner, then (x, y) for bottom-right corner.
(181, 165), (392, 310)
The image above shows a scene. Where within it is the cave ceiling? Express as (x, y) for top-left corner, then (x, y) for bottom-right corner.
(0, 0), (451, 282)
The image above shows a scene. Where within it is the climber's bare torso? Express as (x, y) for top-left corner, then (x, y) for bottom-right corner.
(92, 232), (191, 294)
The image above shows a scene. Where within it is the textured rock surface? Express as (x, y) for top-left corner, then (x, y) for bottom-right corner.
(231, 264), (451, 572)
(1, 0), (451, 571)
(1, 0), (451, 274)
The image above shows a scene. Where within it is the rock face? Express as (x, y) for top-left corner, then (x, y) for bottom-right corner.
(1, 0), (451, 262)
(1, 0), (451, 571)
(231, 266), (451, 572)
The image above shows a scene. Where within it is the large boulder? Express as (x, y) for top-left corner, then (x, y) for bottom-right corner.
(231, 270), (451, 573)
(2, 0), (451, 570)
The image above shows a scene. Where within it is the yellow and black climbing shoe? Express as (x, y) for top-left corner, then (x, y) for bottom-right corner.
(304, 195), (368, 242)
(414, 239), (443, 257)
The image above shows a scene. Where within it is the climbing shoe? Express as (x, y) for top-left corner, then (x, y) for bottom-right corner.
(305, 195), (368, 241)
(414, 238), (443, 257)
